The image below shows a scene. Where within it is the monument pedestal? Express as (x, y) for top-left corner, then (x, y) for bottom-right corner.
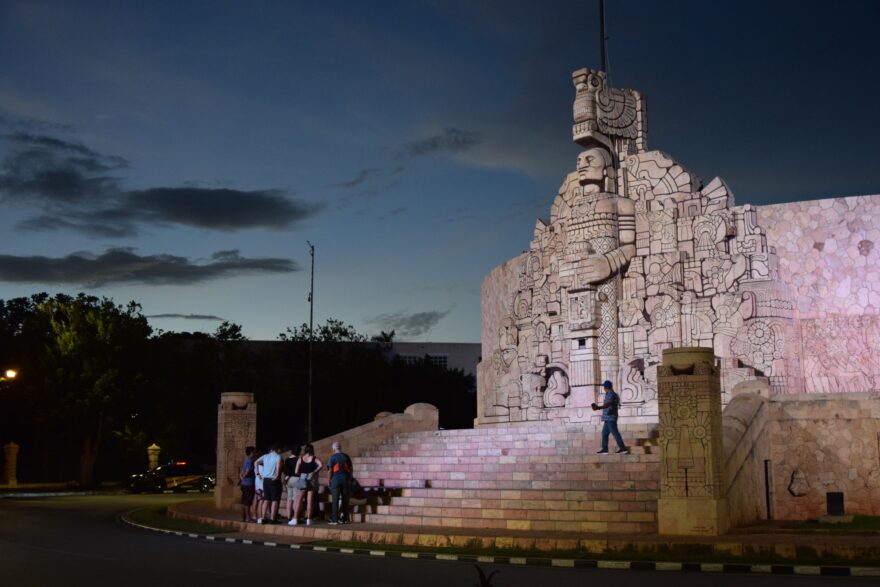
(658, 496), (729, 536)
(215, 392), (256, 509)
(657, 347), (730, 536)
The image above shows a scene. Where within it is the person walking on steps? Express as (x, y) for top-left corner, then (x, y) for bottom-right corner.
(592, 380), (628, 454)
(326, 441), (353, 525)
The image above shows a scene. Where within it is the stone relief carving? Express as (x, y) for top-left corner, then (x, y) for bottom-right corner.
(788, 469), (809, 497)
(657, 349), (725, 499)
(478, 67), (808, 424)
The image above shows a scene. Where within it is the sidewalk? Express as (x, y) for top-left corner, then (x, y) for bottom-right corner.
(168, 499), (880, 563)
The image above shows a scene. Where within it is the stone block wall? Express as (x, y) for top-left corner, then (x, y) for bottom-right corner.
(767, 394), (880, 519)
(759, 195), (880, 393)
(721, 392), (880, 526)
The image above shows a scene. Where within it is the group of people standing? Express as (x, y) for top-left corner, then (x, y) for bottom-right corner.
(238, 441), (354, 526)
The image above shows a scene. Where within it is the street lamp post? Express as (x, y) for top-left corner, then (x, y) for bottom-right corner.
(306, 241), (315, 441)
(1, 369), (20, 485)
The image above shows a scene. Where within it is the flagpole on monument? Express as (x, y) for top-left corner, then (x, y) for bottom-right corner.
(306, 240), (315, 441)
(599, 0), (608, 74)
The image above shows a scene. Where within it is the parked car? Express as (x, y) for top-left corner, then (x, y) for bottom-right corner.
(126, 461), (215, 493)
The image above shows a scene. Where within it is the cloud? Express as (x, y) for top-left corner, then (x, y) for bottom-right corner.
(401, 128), (483, 159)
(333, 168), (382, 189)
(0, 248), (297, 287)
(366, 309), (451, 338)
(126, 187), (322, 231)
(380, 206), (407, 219)
(0, 131), (126, 204)
(146, 313), (225, 321)
(0, 124), (322, 235)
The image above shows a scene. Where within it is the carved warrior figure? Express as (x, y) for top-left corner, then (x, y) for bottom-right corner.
(480, 67), (803, 425)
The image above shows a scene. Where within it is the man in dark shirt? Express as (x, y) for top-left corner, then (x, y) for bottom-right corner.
(238, 446), (256, 522)
(326, 441), (353, 524)
(591, 380), (628, 454)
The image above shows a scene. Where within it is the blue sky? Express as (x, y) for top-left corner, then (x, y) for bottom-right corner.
(1, 0), (879, 341)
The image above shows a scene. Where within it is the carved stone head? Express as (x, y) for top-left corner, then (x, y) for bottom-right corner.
(576, 146), (616, 192)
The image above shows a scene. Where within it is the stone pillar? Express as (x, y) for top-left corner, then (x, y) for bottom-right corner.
(3, 442), (19, 486)
(147, 443), (161, 470)
(215, 392), (257, 509)
(657, 347), (729, 535)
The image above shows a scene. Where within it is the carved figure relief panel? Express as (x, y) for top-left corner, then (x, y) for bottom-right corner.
(477, 67), (806, 425)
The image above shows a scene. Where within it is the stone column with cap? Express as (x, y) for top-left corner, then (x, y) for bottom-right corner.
(147, 443), (161, 470)
(215, 392), (256, 509)
(656, 347), (729, 535)
(3, 442), (20, 486)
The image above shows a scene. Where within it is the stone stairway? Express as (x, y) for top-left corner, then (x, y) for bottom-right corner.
(345, 423), (661, 533)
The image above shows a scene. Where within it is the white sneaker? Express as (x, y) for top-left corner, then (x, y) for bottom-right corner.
(256, 518), (264, 525)
(288, 518), (298, 526)
(306, 518), (312, 526)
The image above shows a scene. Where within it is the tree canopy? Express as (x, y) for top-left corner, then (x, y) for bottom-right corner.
(0, 295), (476, 485)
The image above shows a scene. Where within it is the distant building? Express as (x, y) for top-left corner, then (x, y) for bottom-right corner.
(382, 342), (482, 376)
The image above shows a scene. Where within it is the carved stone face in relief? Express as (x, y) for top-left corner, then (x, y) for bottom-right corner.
(576, 147), (610, 187)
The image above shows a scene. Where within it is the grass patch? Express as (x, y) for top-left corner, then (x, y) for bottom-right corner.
(127, 504), (232, 534)
(794, 515), (880, 532)
(308, 539), (880, 567)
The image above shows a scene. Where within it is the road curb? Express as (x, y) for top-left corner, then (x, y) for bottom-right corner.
(118, 511), (880, 577)
(0, 491), (103, 499)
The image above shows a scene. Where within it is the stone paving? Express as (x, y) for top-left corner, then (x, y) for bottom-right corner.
(170, 498), (880, 562)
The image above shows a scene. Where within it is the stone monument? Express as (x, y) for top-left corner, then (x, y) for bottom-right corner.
(147, 443), (161, 470)
(3, 441), (19, 486)
(656, 347), (728, 535)
(215, 392), (256, 509)
(475, 66), (878, 426)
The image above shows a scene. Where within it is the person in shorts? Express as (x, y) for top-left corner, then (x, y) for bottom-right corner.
(255, 443), (283, 524)
(254, 450), (265, 516)
(283, 445), (301, 524)
(291, 443), (322, 525)
(239, 446), (256, 522)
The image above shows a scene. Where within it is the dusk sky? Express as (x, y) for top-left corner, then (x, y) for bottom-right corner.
(1, 0), (879, 342)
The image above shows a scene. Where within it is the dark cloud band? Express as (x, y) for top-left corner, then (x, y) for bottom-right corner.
(0, 127), (322, 235)
(402, 128), (482, 159)
(366, 309), (451, 338)
(0, 248), (297, 287)
(146, 313), (225, 321)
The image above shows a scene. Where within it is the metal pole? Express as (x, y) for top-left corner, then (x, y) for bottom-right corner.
(307, 241), (315, 441)
(599, 0), (608, 73)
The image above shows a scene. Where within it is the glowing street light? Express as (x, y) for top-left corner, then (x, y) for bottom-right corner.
(1, 369), (17, 382)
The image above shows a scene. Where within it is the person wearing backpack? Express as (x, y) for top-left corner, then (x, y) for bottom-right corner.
(326, 441), (353, 525)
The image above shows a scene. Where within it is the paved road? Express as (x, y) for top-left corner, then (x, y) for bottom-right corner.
(0, 494), (869, 586)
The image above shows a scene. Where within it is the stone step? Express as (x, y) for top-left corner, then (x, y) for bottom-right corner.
(372, 503), (656, 523)
(362, 450), (657, 460)
(354, 464), (658, 479)
(354, 477), (657, 491)
(395, 486), (658, 500)
(356, 511), (657, 534)
(355, 454), (659, 465)
(397, 424), (657, 438)
(385, 431), (657, 444)
(386, 492), (658, 509)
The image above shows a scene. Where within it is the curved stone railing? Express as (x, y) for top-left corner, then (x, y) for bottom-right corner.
(304, 402), (439, 464)
(722, 392), (770, 528)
